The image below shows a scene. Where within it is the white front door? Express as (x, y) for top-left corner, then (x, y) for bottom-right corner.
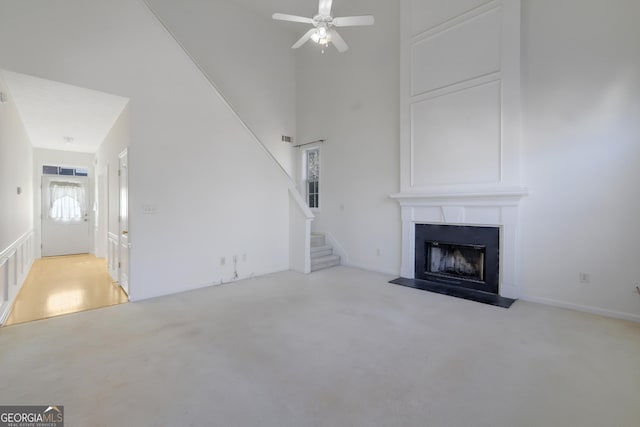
(118, 150), (130, 295)
(41, 176), (90, 256)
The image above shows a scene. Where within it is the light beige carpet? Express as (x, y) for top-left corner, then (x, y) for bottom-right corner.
(1, 266), (638, 426)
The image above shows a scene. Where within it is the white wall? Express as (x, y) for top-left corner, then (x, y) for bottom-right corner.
(145, 0), (298, 177)
(95, 103), (130, 258)
(296, 0), (640, 320)
(0, 72), (35, 323)
(32, 148), (95, 259)
(0, 0), (292, 301)
(296, 0), (401, 275)
(0, 72), (33, 251)
(519, 0), (640, 320)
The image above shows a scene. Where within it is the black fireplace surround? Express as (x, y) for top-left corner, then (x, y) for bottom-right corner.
(415, 224), (499, 294)
(390, 223), (515, 307)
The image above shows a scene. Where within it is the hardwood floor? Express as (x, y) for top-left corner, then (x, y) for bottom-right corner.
(4, 254), (128, 326)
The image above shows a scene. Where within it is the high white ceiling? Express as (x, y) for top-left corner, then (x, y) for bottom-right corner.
(232, 0), (322, 20)
(232, 0), (365, 26)
(1, 70), (129, 153)
(0, 1), (364, 155)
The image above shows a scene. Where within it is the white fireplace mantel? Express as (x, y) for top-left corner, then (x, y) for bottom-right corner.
(391, 187), (528, 299)
(391, 187), (529, 206)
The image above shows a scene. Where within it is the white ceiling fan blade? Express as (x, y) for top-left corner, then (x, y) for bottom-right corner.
(272, 13), (314, 24)
(319, 0), (333, 17)
(292, 28), (317, 49)
(328, 28), (349, 53)
(333, 15), (375, 27)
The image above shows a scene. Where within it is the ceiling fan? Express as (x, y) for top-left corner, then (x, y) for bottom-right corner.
(272, 0), (374, 53)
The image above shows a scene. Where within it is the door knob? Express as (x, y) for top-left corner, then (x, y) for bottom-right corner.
(122, 230), (128, 235)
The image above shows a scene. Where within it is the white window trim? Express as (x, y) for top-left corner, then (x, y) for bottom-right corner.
(301, 145), (322, 212)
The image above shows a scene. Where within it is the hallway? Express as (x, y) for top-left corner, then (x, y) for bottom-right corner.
(4, 254), (128, 326)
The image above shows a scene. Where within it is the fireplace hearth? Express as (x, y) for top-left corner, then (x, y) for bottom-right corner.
(390, 223), (515, 308)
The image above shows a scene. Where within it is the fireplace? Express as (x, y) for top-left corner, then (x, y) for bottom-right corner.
(427, 242), (485, 282)
(415, 224), (499, 294)
(390, 190), (526, 306)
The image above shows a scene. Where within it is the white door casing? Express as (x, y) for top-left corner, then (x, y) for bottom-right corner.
(41, 175), (90, 256)
(95, 168), (108, 258)
(118, 150), (130, 295)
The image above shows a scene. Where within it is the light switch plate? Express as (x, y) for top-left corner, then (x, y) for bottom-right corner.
(142, 205), (158, 214)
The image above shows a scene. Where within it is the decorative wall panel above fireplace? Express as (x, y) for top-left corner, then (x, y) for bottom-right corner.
(394, 1), (526, 300)
(399, 0), (523, 193)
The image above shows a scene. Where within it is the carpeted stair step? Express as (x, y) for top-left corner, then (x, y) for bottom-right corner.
(311, 254), (341, 272)
(310, 233), (326, 247)
(311, 244), (333, 258)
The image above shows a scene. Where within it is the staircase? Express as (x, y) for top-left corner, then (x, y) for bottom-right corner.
(310, 233), (340, 272)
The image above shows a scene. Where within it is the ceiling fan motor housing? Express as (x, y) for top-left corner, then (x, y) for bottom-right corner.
(313, 15), (334, 27)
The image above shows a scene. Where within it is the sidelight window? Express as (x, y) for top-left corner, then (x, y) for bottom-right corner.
(305, 148), (319, 209)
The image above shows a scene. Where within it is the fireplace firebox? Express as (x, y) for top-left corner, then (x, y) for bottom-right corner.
(415, 224), (499, 294)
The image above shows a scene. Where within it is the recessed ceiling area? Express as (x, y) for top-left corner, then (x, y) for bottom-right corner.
(1, 69), (129, 153)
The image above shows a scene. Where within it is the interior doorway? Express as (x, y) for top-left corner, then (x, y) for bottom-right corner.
(1, 69), (131, 326)
(4, 159), (130, 326)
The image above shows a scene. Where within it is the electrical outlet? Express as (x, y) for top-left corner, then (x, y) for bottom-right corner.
(233, 255), (238, 263)
(220, 257), (226, 266)
(579, 272), (590, 284)
(242, 254), (247, 262)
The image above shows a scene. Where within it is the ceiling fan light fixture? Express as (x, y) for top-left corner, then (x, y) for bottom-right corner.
(311, 29), (329, 46)
(274, 0), (374, 53)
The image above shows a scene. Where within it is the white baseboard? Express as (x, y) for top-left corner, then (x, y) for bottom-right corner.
(0, 230), (35, 325)
(521, 295), (640, 323)
(107, 232), (119, 282)
(336, 260), (640, 323)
